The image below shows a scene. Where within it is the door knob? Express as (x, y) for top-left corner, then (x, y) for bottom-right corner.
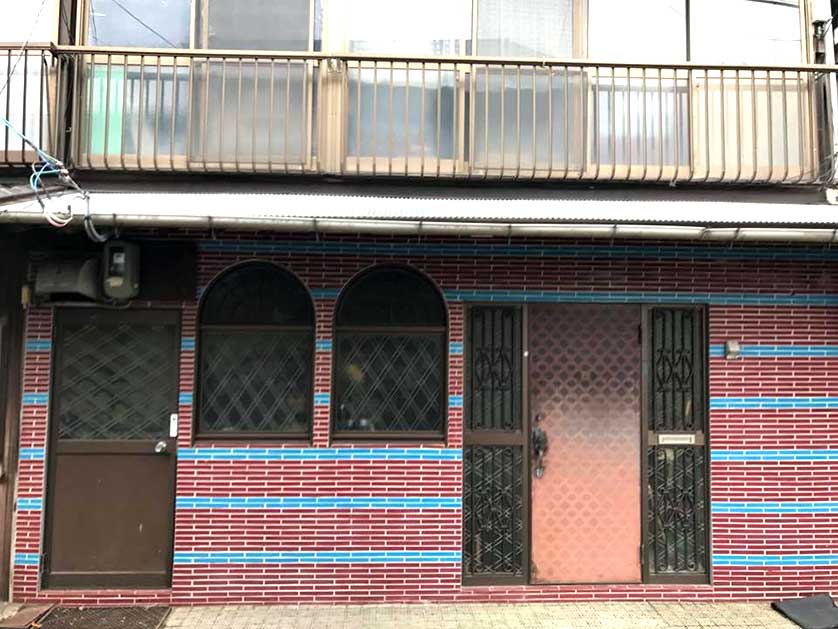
(532, 418), (549, 479)
(154, 440), (169, 454)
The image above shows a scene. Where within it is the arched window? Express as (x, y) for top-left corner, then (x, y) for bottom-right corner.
(333, 265), (447, 437)
(197, 262), (314, 438)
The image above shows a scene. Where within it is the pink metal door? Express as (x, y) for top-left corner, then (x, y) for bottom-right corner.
(529, 304), (642, 584)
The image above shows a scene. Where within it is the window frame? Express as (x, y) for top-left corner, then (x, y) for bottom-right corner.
(75, 0), (809, 63)
(195, 0), (318, 51)
(193, 261), (316, 442)
(331, 265), (448, 442)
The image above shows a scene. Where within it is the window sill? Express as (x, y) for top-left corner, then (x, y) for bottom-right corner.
(330, 434), (449, 447)
(191, 434), (312, 447)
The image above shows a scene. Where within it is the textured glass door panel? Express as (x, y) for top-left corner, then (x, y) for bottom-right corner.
(529, 304), (641, 584)
(54, 311), (178, 440)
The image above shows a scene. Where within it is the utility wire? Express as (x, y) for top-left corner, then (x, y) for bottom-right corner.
(106, 0), (178, 47)
(0, 0), (49, 98)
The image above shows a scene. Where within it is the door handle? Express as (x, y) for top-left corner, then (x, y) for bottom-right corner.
(154, 440), (169, 455)
(532, 414), (548, 479)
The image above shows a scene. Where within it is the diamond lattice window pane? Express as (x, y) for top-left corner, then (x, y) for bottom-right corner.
(198, 331), (313, 434)
(334, 333), (444, 433)
(56, 320), (177, 440)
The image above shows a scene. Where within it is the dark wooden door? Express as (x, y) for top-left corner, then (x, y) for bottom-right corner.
(44, 309), (180, 589)
(462, 306), (528, 585)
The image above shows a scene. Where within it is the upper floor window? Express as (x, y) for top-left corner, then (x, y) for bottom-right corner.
(337, 0), (471, 55)
(690, 0), (802, 64)
(476, 0), (578, 58)
(196, 262), (314, 439)
(197, 0), (318, 50)
(84, 0), (321, 50)
(333, 266), (447, 438)
(87, 0), (191, 48)
(81, 0), (804, 63)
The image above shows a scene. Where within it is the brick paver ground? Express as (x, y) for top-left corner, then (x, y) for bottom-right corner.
(164, 602), (798, 628)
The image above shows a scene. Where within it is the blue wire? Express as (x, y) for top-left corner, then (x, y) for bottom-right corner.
(0, 116), (61, 166)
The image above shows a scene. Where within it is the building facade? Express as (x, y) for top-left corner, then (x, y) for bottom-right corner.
(1, 0), (838, 607)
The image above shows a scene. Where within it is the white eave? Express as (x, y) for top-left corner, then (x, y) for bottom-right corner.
(1, 190), (837, 242)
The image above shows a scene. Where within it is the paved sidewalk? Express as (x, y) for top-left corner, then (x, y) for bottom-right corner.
(164, 602), (797, 628)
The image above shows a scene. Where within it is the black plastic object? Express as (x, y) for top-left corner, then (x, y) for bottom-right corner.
(772, 594), (838, 629)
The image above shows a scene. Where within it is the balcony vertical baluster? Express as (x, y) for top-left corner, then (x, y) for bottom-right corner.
(153, 55), (162, 172)
(780, 69), (789, 182)
(748, 70), (758, 184)
(171, 54), (179, 171)
(806, 69), (817, 184)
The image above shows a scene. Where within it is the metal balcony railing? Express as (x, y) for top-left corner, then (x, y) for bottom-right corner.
(2, 45), (836, 185)
(1, 46), (56, 167)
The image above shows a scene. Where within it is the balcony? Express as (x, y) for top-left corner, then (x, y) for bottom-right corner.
(2, 45), (836, 185)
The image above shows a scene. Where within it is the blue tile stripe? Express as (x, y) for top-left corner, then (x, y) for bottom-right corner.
(710, 345), (838, 358)
(712, 449), (838, 462)
(713, 554), (838, 567)
(316, 340), (333, 352)
(710, 397), (838, 410)
(178, 448), (462, 461)
(19, 448), (44, 461)
(448, 395), (463, 408)
(449, 342), (463, 355)
(181, 337), (196, 351)
(312, 288), (340, 299)
(713, 501), (838, 514)
(443, 290), (838, 307)
(314, 393), (330, 406)
(24, 340), (51, 352)
(21, 393), (47, 405)
(179, 392), (193, 406)
(176, 496), (461, 510)
(197, 239), (838, 263)
(14, 553), (39, 566)
(173, 550), (460, 565)
(16, 498), (43, 511)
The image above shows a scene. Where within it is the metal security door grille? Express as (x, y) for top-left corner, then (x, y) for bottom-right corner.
(463, 306), (527, 584)
(643, 306), (709, 583)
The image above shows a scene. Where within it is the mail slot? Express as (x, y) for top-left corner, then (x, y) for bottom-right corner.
(657, 433), (696, 446)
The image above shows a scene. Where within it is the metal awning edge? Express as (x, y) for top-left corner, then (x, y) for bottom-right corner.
(1, 192), (837, 243)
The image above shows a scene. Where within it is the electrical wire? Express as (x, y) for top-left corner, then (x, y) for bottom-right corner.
(0, 0), (49, 98)
(1, 115), (89, 231)
(106, 0), (178, 47)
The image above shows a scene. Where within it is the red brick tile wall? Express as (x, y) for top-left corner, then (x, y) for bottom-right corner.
(10, 234), (838, 604)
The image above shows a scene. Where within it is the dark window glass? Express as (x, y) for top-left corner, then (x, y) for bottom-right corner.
(335, 267), (446, 327)
(197, 263), (314, 437)
(334, 266), (446, 436)
(201, 262), (314, 326)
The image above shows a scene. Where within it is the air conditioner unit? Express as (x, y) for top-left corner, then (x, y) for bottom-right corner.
(34, 258), (100, 301)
